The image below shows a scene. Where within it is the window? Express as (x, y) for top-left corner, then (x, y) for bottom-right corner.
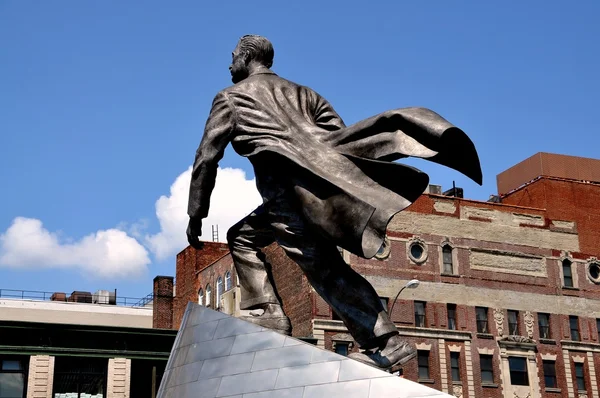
(450, 352), (461, 382)
(570, 316), (580, 341)
(216, 277), (223, 309)
(543, 360), (557, 389)
(53, 357), (107, 398)
(597, 319), (600, 342)
(563, 259), (574, 287)
(447, 304), (457, 330)
(380, 297), (389, 313)
(575, 362), (586, 391)
(508, 357), (529, 386)
(0, 356), (27, 398)
(507, 310), (519, 335)
(198, 288), (203, 306)
(375, 236), (391, 259)
(538, 313), (550, 339)
(334, 343), (349, 356)
(442, 245), (453, 274)
(414, 301), (426, 327)
(225, 271), (232, 291)
(588, 262), (600, 283)
(418, 351), (430, 380)
(476, 307), (489, 333)
(480, 355), (494, 384)
(205, 285), (211, 307)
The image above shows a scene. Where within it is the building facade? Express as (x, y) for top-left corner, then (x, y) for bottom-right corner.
(163, 152), (600, 398)
(0, 286), (176, 398)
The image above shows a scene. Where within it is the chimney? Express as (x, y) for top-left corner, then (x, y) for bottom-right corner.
(153, 276), (174, 329)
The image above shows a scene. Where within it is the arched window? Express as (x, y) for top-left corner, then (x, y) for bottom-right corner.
(198, 288), (204, 306)
(205, 285), (211, 307)
(216, 277), (223, 308)
(562, 259), (573, 288)
(225, 271), (232, 291)
(442, 245), (453, 274)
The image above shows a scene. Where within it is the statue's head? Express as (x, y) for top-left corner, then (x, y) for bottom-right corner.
(230, 35), (274, 84)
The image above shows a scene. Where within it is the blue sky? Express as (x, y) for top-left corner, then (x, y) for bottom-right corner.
(1, 1), (599, 300)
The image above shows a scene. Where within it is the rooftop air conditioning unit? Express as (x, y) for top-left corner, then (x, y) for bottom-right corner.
(93, 290), (117, 305)
(427, 184), (442, 195)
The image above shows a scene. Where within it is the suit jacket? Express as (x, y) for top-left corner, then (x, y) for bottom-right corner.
(189, 69), (482, 258)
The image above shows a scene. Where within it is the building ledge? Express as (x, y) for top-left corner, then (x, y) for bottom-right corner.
(312, 320), (473, 341)
(482, 383), (499, 388)
(561, 340), (600, 352)
(545, 388), (562, 393)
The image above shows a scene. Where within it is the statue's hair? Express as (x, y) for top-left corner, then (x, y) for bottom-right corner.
(238, 35), (274, 68)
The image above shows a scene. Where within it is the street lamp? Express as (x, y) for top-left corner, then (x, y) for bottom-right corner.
(389, 279), (420, 316)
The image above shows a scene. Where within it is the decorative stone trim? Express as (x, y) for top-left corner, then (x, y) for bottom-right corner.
(452, 385), (463, 398)
(416, 342), (432, 351)
(493, 308), (505, 336)
(374, 236), (391, 260)
(586, 351), (598, 398)
(407, 237), (428, 264)
(563, 349), (575, 398)
(330, 333), (353, 342)
(541, 353), (558, 361)
(107, 358), (131, 398)
(524, 311), (535, 339)
(448, 344), (462, 353)
(477, 347), (495, 355)
(439, 240), (459, 275)
(439, 339), (449, 393)
(559, 254), (579, 288)
(26, 355), (55, 398)
(572, 355), (586, 363)
(586, 257), (600, 284)
(464, 341), (476, 398)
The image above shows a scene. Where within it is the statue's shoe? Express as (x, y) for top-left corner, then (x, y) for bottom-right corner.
(348, 341), (416, 370)
(240, 314), (292, 335)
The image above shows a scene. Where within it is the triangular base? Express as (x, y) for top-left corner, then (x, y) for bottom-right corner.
(157, 302), (451, 397)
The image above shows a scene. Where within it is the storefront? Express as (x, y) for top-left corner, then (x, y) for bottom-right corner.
(0, 320), (176, 398)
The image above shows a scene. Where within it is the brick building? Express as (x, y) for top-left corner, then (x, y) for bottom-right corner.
(156, 152), (600, 398)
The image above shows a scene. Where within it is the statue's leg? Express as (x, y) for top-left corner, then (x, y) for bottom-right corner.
(227, 204), (280, 311)
(268, 195), (397, 349)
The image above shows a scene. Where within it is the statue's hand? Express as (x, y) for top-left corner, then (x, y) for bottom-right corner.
(186, 218), (204, 250)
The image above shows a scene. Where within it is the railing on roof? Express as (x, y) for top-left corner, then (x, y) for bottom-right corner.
(0, 289), (149, 307)
(133, 292), (154, 307)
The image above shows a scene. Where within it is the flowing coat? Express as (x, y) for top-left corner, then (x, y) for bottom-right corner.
(188, 70), (482, 259)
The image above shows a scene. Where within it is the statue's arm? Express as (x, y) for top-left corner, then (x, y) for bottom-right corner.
(188, 92), (235, 220)
(311, 90), (346, 131)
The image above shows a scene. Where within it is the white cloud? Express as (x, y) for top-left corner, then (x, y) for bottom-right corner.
(0, 166), (261, 277)
(145, 166), (262, 260)
(0, 217), (150, 279)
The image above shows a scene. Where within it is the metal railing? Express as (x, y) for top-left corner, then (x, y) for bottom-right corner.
(0, 288), (149, 307)
(133, 292), (154, 307)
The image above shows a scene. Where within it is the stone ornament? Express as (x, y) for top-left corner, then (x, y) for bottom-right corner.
(493, 308), (505, 336)
(524, 311), (534, 338)
(452, 385), (462, 398)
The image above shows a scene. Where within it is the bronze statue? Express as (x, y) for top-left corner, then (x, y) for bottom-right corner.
(187, 35), (482, 369)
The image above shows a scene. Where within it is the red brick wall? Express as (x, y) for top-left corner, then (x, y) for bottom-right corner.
(197, 253), (236, 310)
(502, 177), (600, 257)
(153, 276), (174, 329)
(173, 243), (229, 329)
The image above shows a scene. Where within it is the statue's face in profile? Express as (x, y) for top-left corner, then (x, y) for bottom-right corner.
(229, 46), (248, 84)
